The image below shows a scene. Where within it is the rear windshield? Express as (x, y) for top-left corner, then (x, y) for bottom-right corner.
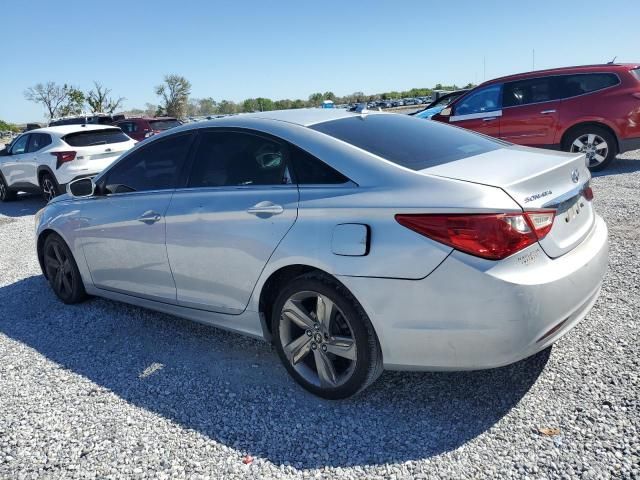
(631, 68), (640, 82)
(310, 114), (503, 170)
(149, 119), (181, 130)
(63, 128), (130, 147)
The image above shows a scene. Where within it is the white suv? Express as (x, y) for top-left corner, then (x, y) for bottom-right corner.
(0, 125), (136, 202)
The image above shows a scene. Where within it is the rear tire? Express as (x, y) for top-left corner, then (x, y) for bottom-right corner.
(43, 233), (87, 304)
(563, 125), (617, 171)
(272, 272), (383, 399)
(40, 173), (60, 202)
(0, 174), (17, 202)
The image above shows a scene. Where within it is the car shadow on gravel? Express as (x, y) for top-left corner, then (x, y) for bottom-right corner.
(0, 194), (45, 217)
(592, 156), (640, 177)
(0, 275), (550, 469)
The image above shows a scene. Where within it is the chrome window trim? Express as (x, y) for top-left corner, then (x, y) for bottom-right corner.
(450, 110), (503, 122)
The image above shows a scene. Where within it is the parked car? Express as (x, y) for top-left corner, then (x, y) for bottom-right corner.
(114, 117), (182, 142)
(0, 125), (136, 202)
(432, 63), (640, 170)
(49, 114), (118, 127)
(35, 109), (607, 398)
(412, 89), (470, 119)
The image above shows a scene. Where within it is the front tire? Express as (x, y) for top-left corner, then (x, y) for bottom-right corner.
(0, 174), (17, 202)
(563, 125), (617, 171)
(43, 233), (87, 304)
(272, 272), (383, 399)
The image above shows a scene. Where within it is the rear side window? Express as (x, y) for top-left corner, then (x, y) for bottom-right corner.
(560, 73), (619, 97)
(63, 128), (130, 147)
(503, 77), (558, 107)
(103, 133), (193, 193)
(289, 145), (348, 184)
(149, 119), (181, 131)
(27, 133), (52, 152)
(188, 131), (291, 188)
(118, 122), (138, 133)
(310, 114), (502, 171)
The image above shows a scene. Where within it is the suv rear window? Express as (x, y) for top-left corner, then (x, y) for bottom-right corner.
(63, 128), (130, 147)
(149, 119), (181, 131)
(310, 114), (502, 171)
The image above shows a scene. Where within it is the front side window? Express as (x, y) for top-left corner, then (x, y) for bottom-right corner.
(453, 84), (502, 116)
(503, 77), (558, 107)
(103, 133), (193, 193)
(10, 134), (29, 155)
(188, 131), (291, 188)
(560, 73), (619, 98)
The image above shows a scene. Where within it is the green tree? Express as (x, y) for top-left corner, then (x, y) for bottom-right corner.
(255, 97), (274, 111)
(155, 74), (192, 117)
(291, 99), (306, 109)
(58, 86), (85, 117)
(217, 100), (238, 114)
(242, 98), (259, 112)
(323, 91), (336, 101)
(308, 92), (323, 106)
(274, 99), (292, 110)
(86, 81), (125, 114)
(198, 97), (217, 115)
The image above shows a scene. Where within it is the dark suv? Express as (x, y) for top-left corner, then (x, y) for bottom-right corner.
(114, 117), (182, 142)
(432, 64), (640, 170)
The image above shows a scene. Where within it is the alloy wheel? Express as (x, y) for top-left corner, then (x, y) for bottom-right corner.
(42, 177), (57, 202)
(278, 291), (357, 389)
(44, 241), (75, 299)
(569, 133), (609, 168)
(0, 179), (6, 200)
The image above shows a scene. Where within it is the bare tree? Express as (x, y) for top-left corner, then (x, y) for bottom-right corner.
(86, 81), (125, 113)
(155, 74), (191, 117)
(24, 82), (69, 119)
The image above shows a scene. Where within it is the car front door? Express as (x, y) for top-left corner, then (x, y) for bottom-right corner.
(4, 134), (30, 186)
(165, 129), (299, 314)
(499, 76), (561, 147)
(435, 84), (502, 138)
(80, 132), (195, 301)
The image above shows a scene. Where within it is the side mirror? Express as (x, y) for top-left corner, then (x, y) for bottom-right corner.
(440, 107), (452, 117)
(67, 177), (95, 198)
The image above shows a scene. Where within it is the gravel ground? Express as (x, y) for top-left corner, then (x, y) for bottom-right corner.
(0, 152), (638, 479)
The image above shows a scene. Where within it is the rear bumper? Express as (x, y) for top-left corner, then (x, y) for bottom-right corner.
(338, 215), (609, 371)
(619, 136), (640, 153)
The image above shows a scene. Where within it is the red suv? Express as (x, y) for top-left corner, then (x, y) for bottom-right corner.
(432, 64), (640, 170)
(114, 117), (182, 142)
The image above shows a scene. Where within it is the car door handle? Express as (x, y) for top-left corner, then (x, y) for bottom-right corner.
(540, 109), (557, 114)
(482, 117), (498, 122)
(137, 210), (162, 224)
(247, 201), (284, 216)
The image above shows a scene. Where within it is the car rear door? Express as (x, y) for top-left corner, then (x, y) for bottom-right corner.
(499, 76), (561, 147)
(80, 132), (194, 301)
(25, 133), (52, 185)
(165, 129), (299, 314)
(4, 134), (30, 186)
(438, 84), (502, 138)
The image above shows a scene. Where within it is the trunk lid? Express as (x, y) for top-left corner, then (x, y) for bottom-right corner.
(423, 145), (594, 258)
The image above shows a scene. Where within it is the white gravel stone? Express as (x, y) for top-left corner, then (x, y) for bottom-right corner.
(0, 151), (638, 479)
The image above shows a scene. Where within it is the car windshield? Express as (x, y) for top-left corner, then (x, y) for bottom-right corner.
(63, 128), (131, 147)
(631, 67), (640, 81)
(310, 114), (503, 170)
(149, 119), (181, 130)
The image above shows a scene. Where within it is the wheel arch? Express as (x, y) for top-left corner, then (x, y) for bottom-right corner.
(37, 165), (57, 185)
(560, 121), (620, 153)
(37, 228), (59, 279)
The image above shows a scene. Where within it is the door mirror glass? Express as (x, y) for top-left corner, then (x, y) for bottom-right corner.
(67, 177), (95, 197)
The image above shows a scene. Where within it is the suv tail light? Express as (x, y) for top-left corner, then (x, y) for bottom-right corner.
(395, 211), (556, 260)
(51, 151), (77, 169)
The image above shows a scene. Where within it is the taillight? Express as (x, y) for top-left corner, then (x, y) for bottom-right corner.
(51, 151), (76, 169)
(582, 185), (594, 201)
(395, 210), (556, 260)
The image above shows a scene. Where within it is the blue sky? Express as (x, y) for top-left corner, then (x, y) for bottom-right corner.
(1, 0), (638, 123)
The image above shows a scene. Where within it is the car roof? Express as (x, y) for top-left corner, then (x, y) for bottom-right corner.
(25, 124), (122, 136)
(201, 108), (369, 127)
(117, 117), (177, 122)
(481, 63), (640, 85)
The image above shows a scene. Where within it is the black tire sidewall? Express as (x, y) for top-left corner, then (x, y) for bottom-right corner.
(271, 275), (378, 399)
(0, 174), (16, 202)
(564, 126), (617, 171)
(44, 233), (86, 304)
(40, 173), (60, 202)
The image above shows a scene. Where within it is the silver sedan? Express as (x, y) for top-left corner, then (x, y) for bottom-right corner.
(34, 109), (608, 398)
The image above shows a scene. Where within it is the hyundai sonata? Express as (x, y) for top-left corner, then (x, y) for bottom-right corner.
(35, 109), (608, 398)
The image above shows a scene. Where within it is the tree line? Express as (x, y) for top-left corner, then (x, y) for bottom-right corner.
(24, 74), (476, 121)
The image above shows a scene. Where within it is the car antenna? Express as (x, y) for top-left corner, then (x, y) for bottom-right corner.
(607, 56), (617, 64)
